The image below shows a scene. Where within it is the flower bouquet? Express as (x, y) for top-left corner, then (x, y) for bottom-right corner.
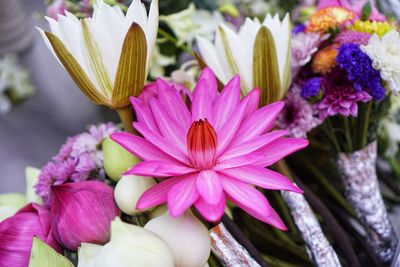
(2, 0), (400, 266)
(285, 0), (400, 262)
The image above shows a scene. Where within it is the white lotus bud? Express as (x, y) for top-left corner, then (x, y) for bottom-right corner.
(145, 212), (211, 267)
(78, 217), (174, 267)
(114, 175), (156, 215)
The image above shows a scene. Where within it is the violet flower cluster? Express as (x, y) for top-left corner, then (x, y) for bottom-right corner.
(35, 123), (118, 205)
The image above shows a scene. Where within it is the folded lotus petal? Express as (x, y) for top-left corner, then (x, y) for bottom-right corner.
(134, 122), (190, 165)
(191, 68), (218, 121)
(136, 177), (181, 210)
(196, 170), (224, 205)
(221, 175), (287, 230)
(219, 130), (288, 161)
(149, 98), (187, 153)
(194, 195), (226, 222)
(220, 166), (303, 193)
(130, 97), (159, 134)
(196, 36), (230, 84)
(257, 138), (309, 166)
(155, 78), (191, 129)
(168, 174), (199, 217)
(211, 76), (241, 131)
(110, 132), (177, 163)
(126, 160), (195, 177)
(234, 101), (284, 143)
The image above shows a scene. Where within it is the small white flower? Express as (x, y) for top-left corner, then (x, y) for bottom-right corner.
(196, 13), (291, 96)
(160, 3), (223, 46)
(362, 30), (400, 94)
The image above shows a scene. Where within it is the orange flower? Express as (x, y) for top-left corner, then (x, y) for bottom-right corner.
(306, 7), (354, 33)
(312, 44), (339, 74)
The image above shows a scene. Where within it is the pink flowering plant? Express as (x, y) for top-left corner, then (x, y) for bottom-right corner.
(111, 68), (308, 228)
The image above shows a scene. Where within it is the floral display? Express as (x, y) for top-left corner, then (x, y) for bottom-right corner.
(1, 0), (400, 266)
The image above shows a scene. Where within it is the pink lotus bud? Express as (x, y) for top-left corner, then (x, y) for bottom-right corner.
(50, 181), (119, 251)
(0, 203), (61, 267)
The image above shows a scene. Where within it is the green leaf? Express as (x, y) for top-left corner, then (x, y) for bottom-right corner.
(45, 31), (109, 106)
(82, 19), (113, 98)
(112, 22), (147, 108)
(29, 237), (74, 267)
(361, 0), (372, 21)
(253, 26), (281, 106)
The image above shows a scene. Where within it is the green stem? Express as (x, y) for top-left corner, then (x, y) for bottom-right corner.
(157, 28), (193, 55)
(361, 102), (372, 149)
(300, 159), (356, 217)
(271, 191), (299, 237)
(262, 255), (300, 267)
(323, 120), (341, 153)
(344, 117), (353, 152)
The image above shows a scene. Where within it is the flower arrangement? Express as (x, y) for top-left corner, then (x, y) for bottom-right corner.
(1, 0), (400, 266)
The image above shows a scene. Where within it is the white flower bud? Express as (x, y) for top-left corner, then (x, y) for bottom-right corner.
(145, 212), (211, 267)
(114, 175), (156, 215)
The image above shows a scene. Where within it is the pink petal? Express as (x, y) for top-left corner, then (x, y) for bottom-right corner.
(256, 138), (309, 167)
(219, 165), (303, 193)
(242, 88), (260, 119)
(196, 170), (224, 205)
(134, 122), (191, 165)
(211, 76), (241, 131)
(126, 160), (195, 177)
(191, 68), (218, 121)
(149, 98), (187, 153)
(167, 174), (199, 217)
(194, 195), (226, 222)
(110, 132), (178, 163)
(130, 97), (160, 134)
(234, 101), (284, 144)
(219, 130), (288, 161)
(221, 175), (287, 230)
(215, 153), (266, 170)
(136, 177), (181, 210)
(155, 78), (191, 129)
(216, 94), (251, 156)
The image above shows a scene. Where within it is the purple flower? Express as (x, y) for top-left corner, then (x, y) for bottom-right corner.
(35, 123), (118, 205)
(335, 30), (371, 45)
(336, 43), (385, 100)
(279, 85), (322, 138)
(301, 78), (322, 98)
(316, 78), (372, 119)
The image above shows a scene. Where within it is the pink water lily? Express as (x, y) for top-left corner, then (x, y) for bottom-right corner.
(111, 68), (308, 229)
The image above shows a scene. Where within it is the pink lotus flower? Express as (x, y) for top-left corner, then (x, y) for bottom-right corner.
(317, 0), (385, 21)
(111, 68), (308, 229)
(50, 181), (119, 251)
(0, 204), (60, 267)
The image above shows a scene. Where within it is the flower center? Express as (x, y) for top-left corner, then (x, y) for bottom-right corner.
(187, 119), (217, 170)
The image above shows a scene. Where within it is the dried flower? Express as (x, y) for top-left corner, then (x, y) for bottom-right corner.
(336, 43), (385, 99)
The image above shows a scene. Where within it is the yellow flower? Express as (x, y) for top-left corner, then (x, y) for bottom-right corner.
(307, 7), (354, 33)
(351, 20), (395, 37)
